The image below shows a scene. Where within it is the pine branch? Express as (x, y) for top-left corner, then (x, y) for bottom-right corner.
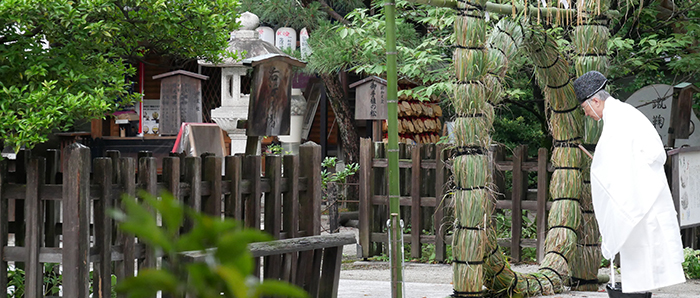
(317, 0), (350, 25)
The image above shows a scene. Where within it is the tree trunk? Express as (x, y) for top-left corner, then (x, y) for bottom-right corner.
(320, 72), (360, 210)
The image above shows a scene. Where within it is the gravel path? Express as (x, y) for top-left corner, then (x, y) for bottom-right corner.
(326, 218), (700, 298)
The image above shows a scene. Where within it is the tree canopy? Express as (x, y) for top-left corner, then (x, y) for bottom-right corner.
(0, 0), (241, 152)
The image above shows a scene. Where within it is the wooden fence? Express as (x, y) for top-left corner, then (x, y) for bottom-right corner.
(359, 138), (552, 263)
(0, 141), (322, 298)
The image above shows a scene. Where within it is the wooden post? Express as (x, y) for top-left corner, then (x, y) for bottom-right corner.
(183, 156), (202, 232)
(299, 142), (322, 236)
(434, 144), (447, 262)
(283, 155), (300, 238)
(318, 246), (343, 298)
(162, 157), (181, 205)
(62, 144), (91, 298)
(0, 160), (6, 294)
(242, 155), (262, 230)
(116, 157), (136, 298)
(45, 149), (60, 247)
(411, 143), (421, 259)
(106, 150), (121, 185)
(25, 157), (45, 298)
(202, 155), (223, 216)
(242, 154), (262, 277)
(94, 158), (113, 298)
(13, 150), (28, 249)
(359, 138), (373, 258)
(224, 155), (243, 221)
(264, 155), (283, 280)
(282, 154), (299, 283)
(264, 155), (283, 238)
(138, 156), (158, 269)
(511, 145), (527, 262)
(536, 148), (549, 262)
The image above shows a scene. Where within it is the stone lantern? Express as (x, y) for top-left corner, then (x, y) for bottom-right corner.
(199, 12), (287, 155)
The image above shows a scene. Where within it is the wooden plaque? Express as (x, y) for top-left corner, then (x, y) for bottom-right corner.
(350, 76), (388, 120)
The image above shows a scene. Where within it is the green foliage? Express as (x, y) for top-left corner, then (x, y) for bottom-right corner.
(111, 191), (309, 298)
(683, 248), (700, 280)
(606, 0), (700, 91)
(306, 0), (454, 102)
(321, 156), (359, 189)
(6, 263), (113, 298)
(240, 0), (364, 30)
(0, 0), (241, 152)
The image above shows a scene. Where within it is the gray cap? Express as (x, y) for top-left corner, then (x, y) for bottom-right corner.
(573, 71), (607, 103)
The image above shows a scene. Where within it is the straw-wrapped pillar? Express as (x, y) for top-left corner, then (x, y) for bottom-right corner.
(569, 0), (609, 291)
(524, 24), (585, 290)
(450, 0), (492, 296)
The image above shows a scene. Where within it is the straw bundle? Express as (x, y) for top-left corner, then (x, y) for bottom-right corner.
(453, 113), (493, 148)
(483, 75), (504, 104)
(453, 82), (490, 113)
(569, 0), (611, 290)
(450, 0), (492, 295)
(455, 49), (490, 81)
(454, 9), (487, 46)
(522, 25), (583, 291)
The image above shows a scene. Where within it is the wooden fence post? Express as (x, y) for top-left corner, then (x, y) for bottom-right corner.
(162, 157), (181, 203)
(297, 142), (322, 293)
(116, 157), (136, 298)
(264, 155), (283, 280)
(94, 158), (113, 298)
(45, 149), (60, 247)
(242, 155), (261, 230)
(138, 156), (158, 269)
(511, 145), (527, 262)
(411, 143), (421, 259)
(62, 143), (91, 298)
(282, 154), (300, 283)
(318, 246), (343, 298)
(536, 148), (549, 262)
(0, 160), (6, 294)
(359, 138), (372, 258)
(25, 157), (45, 298)
(434, 145), (447, 262)
(13, 149), (29, 248)
(224, 155), (243, 221)
(183, 156), (202, 232)
(264, 155), (283, 238)
(203, 155), (222, 217)
(299, 142), (321, 236)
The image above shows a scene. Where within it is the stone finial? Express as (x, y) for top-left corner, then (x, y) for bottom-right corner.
(237, 12), (260, 30)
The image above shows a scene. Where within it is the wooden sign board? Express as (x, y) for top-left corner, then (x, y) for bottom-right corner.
(244, 54), (306, 136)
(154, 70), (209, 136)
(350, 76), (388, 120)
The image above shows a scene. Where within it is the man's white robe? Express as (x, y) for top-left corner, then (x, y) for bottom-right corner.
(590, 97), (685, 293)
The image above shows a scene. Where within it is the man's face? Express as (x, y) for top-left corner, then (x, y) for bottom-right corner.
(581, 97), (604, 120)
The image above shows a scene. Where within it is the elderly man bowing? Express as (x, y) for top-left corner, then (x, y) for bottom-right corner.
(573, 71), (685, 293)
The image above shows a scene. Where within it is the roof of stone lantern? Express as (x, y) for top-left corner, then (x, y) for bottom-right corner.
(198, 11), (289, 68)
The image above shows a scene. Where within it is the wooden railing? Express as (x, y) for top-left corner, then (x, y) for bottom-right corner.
(182, 233), (356, 298)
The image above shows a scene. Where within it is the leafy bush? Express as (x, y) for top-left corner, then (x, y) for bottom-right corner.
(111, 191), (308, 298)
(683, 248), (700, 279)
